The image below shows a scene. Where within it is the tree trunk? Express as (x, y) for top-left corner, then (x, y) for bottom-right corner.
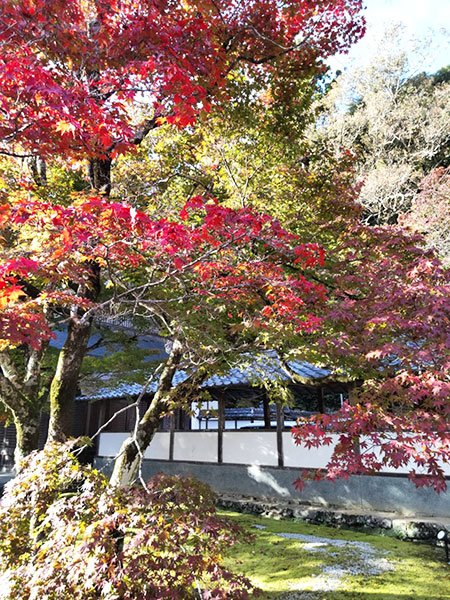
(109, 414), (165, 487)
(110, 341), (183, 487)
(47, 320), (92, 443)
(46, 229), (100, 443)
(28, 156), (47, 186)
(0, 358), (43, 468)
(89, 157), (112, 195)
(14, 408), (41, 468)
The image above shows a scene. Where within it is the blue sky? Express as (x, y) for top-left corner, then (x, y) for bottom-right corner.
(329, 0), (450, 74)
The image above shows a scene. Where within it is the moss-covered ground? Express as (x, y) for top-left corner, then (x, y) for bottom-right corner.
(222, 511), (450, 600)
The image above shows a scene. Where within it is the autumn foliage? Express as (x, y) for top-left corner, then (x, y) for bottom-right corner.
(0, 0), (448, 509)
(10, 0), (450, 596)
(0, 192), (326, 352)
(0, 0), (365, 158)
(0, 442), (256, 599)
(400, 167), (450, 266)
(0, 1), (366, 465)
(290, 164), (450, 492)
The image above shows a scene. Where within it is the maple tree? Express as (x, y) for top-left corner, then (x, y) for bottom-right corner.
(273, 168), (447, 495)
(1, 188), (327, 479)
(181, 123), (450, 493)
(1, 0), (364, 162)
(0, 442), (257, 599)
(129, 100), (450, 492)
(2, 1), (446, 596)
(0, 0), (365, 469)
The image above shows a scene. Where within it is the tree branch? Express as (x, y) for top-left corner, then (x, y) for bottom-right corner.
(0, 351), (21, 385)
(130, 115), (161, 146)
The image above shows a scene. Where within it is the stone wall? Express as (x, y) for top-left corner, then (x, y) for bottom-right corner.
(94, 458), (450, 519)
(218, 496), (450, 542)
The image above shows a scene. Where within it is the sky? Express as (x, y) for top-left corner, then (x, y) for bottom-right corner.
(328, 0), (450, 74)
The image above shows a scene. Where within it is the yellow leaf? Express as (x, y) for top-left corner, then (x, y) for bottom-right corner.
(55, 120), (75, 135)
(0, 287), (24, 309)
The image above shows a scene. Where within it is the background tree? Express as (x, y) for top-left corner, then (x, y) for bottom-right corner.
(399, 167), (450, 266)
(309, 25), (450, 224)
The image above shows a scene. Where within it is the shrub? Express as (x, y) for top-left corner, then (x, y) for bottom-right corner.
(0, 442), (256, 599)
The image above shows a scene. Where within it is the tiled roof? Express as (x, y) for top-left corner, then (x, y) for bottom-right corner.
(77, 354), (331, 402)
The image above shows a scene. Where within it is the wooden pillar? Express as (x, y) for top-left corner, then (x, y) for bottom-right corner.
(169, 411), (175, 461)
(218, 392), (225, 464)
(98, 399), (106, 431)
(276, 403), (284, 468)
(84, 400), (92, 436)
(263, 395), (271, 429)
(318, 386), (325, 413)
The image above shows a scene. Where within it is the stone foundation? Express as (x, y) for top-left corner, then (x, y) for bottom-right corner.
(95, 458), (450, 518)
(217, 495), (450, 542)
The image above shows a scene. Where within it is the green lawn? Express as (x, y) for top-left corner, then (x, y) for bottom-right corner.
(222, 511), (450, 600)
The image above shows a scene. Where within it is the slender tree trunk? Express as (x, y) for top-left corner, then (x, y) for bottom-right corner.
(1, 347), (48, 468)
(110, 346), (210, 488)
(28, 156), (47, 186)
(110, 341), (183, 487)
(47, 320), (92, 443)
(46, 158), (106, 443)
(13, 407), (41, 468)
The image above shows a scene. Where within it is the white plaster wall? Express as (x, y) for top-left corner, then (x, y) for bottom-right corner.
(98, 432), (129, 457)
(284, 432), (450, 476)
(97, 432), (170, 460)
(359, 435), (450, 476)
(173, 432), (218, 462)
(223, 431), (278, 466)
(283, 432), (338, 468)
(145, 432), (170, 460)
(98, 431), (450, 477)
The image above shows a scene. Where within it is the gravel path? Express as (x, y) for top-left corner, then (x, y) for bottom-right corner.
(253, 524), (394, 598)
